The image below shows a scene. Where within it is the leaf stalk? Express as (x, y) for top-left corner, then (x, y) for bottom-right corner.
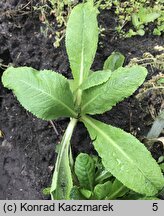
(50, 117), (78, 199)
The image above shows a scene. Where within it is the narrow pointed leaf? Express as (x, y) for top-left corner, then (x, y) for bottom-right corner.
(66, 2), (98, 87)
(82, 116), (164, 196)
(2, 67), (76, 120)
(81, 65), (147, 115)
(80, 70), (111, 90)
(103, 52), (125, 71)
(51, 143), (73, 200)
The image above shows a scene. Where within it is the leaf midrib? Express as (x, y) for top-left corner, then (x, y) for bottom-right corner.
(82, 91), (101, 111)
(84, 116), (134, 162)
(19, 79), (76, 117)
(82, 116), (158, 190)
(78, 5), (85, 87)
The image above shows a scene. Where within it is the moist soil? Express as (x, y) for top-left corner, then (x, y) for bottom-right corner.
(0, 0), (163, 199)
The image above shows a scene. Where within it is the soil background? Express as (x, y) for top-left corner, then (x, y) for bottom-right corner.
(0, 0), (163, 199)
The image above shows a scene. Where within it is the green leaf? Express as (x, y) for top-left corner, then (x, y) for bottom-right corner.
(80, 188), (92, 199)
(68, 79), (77, 93)
(70, 186), (86, 200)
(93, 156), (113, 184)
(122, 191), (143, 200)
(75, 153), (95, 191)
(138, 7), (161, 24)
(82, 116), (164, 196)
(80, 70), (111, 90)
(147, 110), (164, 139)
(81, 65), (147, 115)
(123, 191), (160, 200)
(42, 187), (51, 196)
(51, 144), (73, 200)
(160, 163), (164, 172)
(138, 197), (160, 200)
(94, 181), (112, 200)
(107, 179), (129, 199)
(2, 67), (76, 120)
(132, 7), (161, 29)
(66, 2), (98, 88)
(132, 14), (140, 28)
(157, 78), (164, 84)
(51, 118), (77, 200)
(103, 52), (125, 71)
(137, 29), (145, 36)
(95, 170), (112, 184)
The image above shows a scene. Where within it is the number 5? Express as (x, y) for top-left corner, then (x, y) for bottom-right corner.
(152, 203), (158, 211)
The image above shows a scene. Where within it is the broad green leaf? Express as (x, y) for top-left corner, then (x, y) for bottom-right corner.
(82, 116), (164, 196)
(81, 65), (147, 115)
(103, 52), (125, 71)
(94, 181), (112, 200)
(2, 67), (76, 120)
(106, 179), (129, 199)
(66, 2), (98, 87)
(80, 70), (111, 90)
(75, 153), (95, 190)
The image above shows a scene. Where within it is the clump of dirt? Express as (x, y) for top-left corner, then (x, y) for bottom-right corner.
(0, 0), (163, 199)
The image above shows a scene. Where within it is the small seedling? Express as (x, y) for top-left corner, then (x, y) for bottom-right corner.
(130, 6), (161, 36)
(2, 1), (164, 200)
(110, 1), (164, 38)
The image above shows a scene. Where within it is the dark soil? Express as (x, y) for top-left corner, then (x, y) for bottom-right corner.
(0, 0), (163, 199)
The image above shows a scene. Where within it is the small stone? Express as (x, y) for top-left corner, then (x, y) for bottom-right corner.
(48, 165), (54, 172)
(1, 140), (12, 149)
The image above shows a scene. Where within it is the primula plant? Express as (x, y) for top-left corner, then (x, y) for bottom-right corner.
(2, 1), (164, 200)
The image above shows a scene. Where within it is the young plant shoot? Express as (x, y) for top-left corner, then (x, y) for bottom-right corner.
(2, 1), (164, 200)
